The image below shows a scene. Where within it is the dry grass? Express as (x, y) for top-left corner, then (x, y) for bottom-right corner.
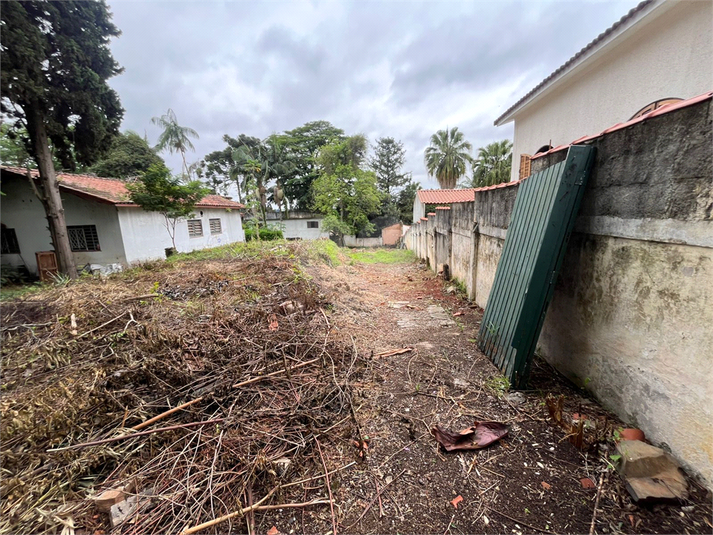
(1, 242), (363, 534)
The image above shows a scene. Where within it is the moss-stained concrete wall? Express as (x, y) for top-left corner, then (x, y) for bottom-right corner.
(403, 97), (713, 485)
(450, 202), (474, 294)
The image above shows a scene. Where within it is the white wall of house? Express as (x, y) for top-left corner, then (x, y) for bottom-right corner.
(412, 197), (425, 223)
(117, 207), (244, 264)
(268, 217), (329, 240)
(507, 0), (713, 180)
(1, 176), (127, 275)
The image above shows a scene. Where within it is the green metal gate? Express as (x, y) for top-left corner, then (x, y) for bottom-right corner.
(477, 145), (596, 388)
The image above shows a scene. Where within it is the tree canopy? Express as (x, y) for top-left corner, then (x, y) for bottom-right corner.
(281, 121), (345, 210)
(1, 1), (124, 171)
(370, 136), (414, 224)
(1, 0), (124, 277)
(466, 140), (513, 188)
(152, 108), (199, 178)
(312, 135), (382, 240)
(198, 121), (344, 211)
(424, 127), (472, 189)
(370, 137), (411, 197)
(0, 123), (34, 168)
(91, 131), (165, 179)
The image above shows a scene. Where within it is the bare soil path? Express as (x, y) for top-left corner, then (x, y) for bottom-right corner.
(295, 253), (712, 535)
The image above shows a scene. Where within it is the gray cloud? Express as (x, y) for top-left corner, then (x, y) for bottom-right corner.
(107, 0), (639, 189)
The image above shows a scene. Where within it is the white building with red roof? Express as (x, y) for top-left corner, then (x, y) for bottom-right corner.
(1, 166), (245, 276)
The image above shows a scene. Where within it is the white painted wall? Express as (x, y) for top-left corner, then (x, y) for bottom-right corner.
(413, 197), (425, 223)
(1, 175), (127, 275)
(267, 217), (329, 240)
(343, 235), (383, 248)
(507, 1), (713, 180)
(117, 207), (244, 264)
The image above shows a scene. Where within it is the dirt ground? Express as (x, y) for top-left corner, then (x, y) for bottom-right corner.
(268, 253), (713, 535)
(3, 244), (711, 535)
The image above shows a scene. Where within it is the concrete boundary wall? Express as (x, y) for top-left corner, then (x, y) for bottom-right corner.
(403, 97), (713, 485)
(343, 235), (382, 248)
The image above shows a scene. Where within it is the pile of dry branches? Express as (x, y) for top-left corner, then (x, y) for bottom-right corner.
(1, 249), (363, 534)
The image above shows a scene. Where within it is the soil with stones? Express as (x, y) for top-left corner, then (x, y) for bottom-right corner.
(261, 255), (712, 535)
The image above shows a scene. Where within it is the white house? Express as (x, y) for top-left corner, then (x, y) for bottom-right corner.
(495, 0), (713, 181)
(263, 211), (330, 240)
(1, 166), (245, 277)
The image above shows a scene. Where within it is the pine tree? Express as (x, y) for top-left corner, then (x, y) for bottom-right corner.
(1, 1), (124, 277)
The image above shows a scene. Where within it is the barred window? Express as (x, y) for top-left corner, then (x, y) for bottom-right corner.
(68, 225), (100, 252)
(209, 218), (222, 235)
(1, 227), (20, 254)
(187, 219), (203, 237)
(307, 221), (319, 229)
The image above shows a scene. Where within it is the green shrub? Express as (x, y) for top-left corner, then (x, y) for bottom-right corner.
(244, 227), (284, 241)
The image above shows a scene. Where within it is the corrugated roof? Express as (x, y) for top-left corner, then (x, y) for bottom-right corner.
(494, 0), (655, 125)
(531, 91), (713, 160)
(0, 166), (243, 209)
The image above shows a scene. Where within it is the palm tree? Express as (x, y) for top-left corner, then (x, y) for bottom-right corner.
(151, 108), (199, 178)
(470, 140), (513, 188)
(424, 127), (472, 189)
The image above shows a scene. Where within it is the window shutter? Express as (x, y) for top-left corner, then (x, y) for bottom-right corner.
(519, 154), (532, 180)
(187, 219), (203, 237)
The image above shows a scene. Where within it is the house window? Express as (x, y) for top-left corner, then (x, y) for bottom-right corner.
(68, 225), (100, 252)
(307, 221), (319, 229)
(630, 98), (682, 120)
(209, 218), (222, 235)
(1, 227), (20, 254)
(187, 219), (203, 237)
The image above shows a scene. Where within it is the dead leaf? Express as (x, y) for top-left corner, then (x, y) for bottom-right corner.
(450, 495), (463, 509)
(267, 527), (279, 535)
(268, 314), (279, 331)
(580, 477), (596, 489)
(453, 311), (464, 317)
(431, 421), (508, 451)
(541, 481), (551, 490)
(628, 515), (636, 528)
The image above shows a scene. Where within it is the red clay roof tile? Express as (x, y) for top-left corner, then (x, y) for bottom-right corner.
(417, 189), (476, 204)
(1, 166), (243, 209)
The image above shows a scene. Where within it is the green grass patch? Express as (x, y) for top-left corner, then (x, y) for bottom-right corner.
(346, 248), (415, 265)
(0, 282), (44, 302)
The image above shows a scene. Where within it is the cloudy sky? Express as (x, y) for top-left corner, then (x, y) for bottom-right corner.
(107, 0), (639, 190)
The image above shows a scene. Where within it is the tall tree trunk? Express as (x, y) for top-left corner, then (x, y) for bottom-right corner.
(181, 149), (188, 179)
(25, 103), (78, 278)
